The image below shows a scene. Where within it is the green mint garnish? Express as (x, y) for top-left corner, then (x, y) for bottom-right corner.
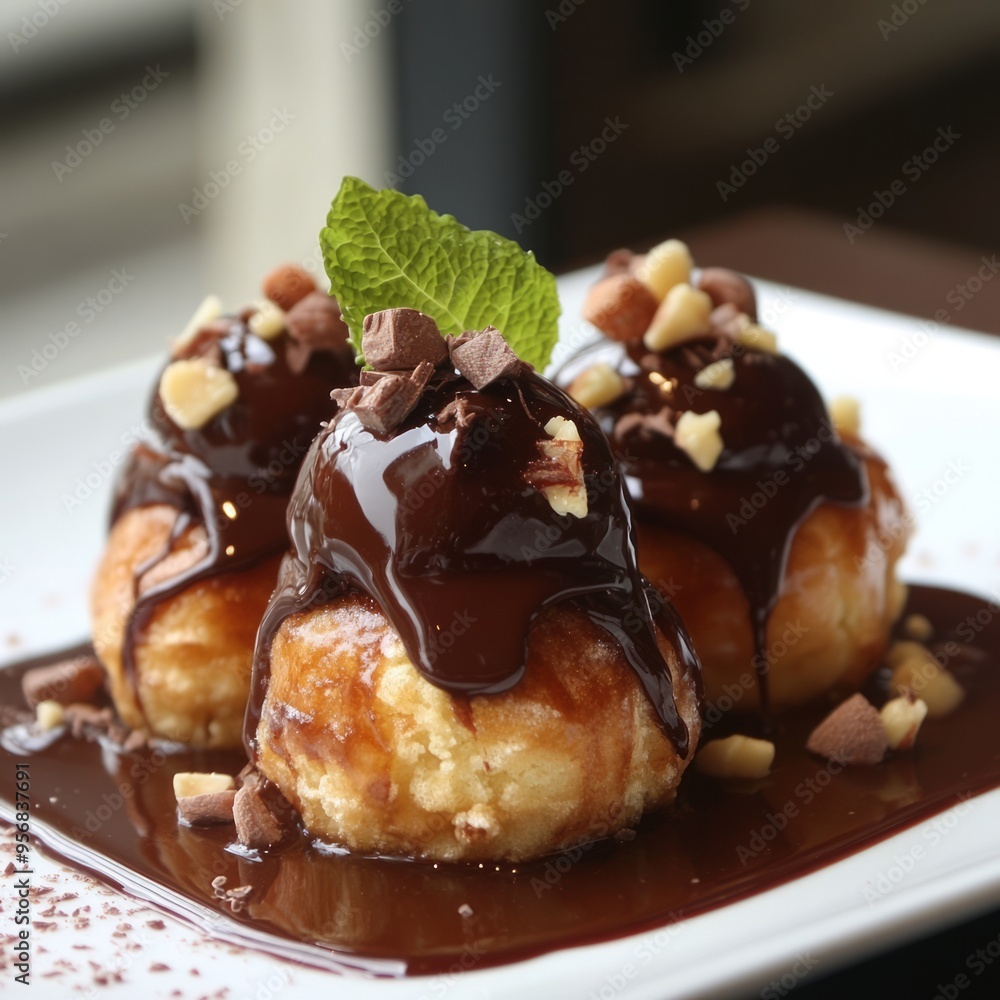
(320, 177), (560, 370)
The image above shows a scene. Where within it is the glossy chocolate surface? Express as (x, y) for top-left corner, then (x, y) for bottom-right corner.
(594, 336), (868, 705)
(248, 368), (697, 756)
(2, 586), (998, 976)
(112, 319), (356, 688)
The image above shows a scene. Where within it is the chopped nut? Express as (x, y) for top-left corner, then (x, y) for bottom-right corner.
(583, 274), (659, 343)
(696, 735), (775, 779)
(697, 267), (757, 320)
(21, 655), (105, 708)
(734, 322), (778, 354)
(35, 700), (65, 732)
(176, 790), (237, 827)
(159, 359), (239, 430)
(262, 264), (316, 311)
(172, 295), (223, 356)
(903, 613), (934, 642)
(172, 772), (235, 800)
(807, 693), (887, 766)
(693, 357), (735, 391)
(634, 239), (693, 301)
(643, 283), (713, 352)
(526, 417), (588, 518)
(889, 641), (964, 717)
(566, 363), (626, 409)
(247, 299), (286, 341)
(286, 292), (351, 373)
(829, 395), (861, 437)
(880, 693), (928, 751)
(709, 302), (751, 339)
(674, 409), (724, 472)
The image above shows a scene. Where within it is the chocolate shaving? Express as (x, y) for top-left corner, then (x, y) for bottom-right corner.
(22, 656), (105, 709)
(614, 409), (676, 442)
(331, 386), (364, 410)
(346, 363), (435, 436)
(807, 694), (888, 766)
(285, 292), (351, 374)
(362, 308), (448, 371)
(708, 302), (750, 340)
(436, 397), (475, 432)
(449, 327), (521, 389)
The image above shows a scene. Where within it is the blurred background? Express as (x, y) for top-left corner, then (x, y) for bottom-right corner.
(3, 0), (1000, 399)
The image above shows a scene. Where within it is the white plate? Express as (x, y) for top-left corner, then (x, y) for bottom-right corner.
(2, 269), (1000, 999)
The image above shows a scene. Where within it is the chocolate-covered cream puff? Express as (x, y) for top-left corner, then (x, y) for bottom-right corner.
(91, 266), (357, 748)
(247, 310), (702, 862)
(565, 243), (908, 713)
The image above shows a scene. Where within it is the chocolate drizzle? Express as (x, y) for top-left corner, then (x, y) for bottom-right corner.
(112, 316), (357, 701)
(591, 335), (867, 707)
(247, 367), (698, 757)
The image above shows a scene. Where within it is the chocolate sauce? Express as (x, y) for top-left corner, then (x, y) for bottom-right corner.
(2, 586), (998, 976)
(590, 337), (867, 705)
(111, 319), (356, 696)
(247, 369), (697, 756)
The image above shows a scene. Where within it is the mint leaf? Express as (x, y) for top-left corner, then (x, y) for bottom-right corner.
(321, 177), (560, 370)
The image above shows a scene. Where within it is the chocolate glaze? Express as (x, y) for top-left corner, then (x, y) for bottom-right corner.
(587, 336), (868, 706)
(111, 318), (356, 700)
(2, 586), (998, 976)
(247, 368), (698, 756)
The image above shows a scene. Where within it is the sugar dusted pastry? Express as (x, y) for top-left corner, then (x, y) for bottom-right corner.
(247, 310), (702, 862)
(91, 266), (357, 748)
(567, 244), (908, 713)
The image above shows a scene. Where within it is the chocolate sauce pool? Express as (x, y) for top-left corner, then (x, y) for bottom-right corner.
(111, 318), (356, 694)
(2, 586), (998, 976)
(248, 369), (696, 756)
(593, 337), (868, 706)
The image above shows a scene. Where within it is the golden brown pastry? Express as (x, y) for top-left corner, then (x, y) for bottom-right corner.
(566, 243), (908, 713)
(246, 309), (702, 861)
(90, 266), (357, 747)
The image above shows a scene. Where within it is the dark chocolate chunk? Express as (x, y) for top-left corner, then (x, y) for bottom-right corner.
(362, 309), (448, 371)
(22, 656), (105, 708)
(234, 775), (286, 850)
(450, 327), (520, 389)
(176, 790), (236, 827)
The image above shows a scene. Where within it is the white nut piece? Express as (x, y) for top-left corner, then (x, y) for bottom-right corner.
(888, 641), (965, 717)
(634, 239), (694, 301)
(172, 294), (223, 356)
(693, 357), (735, 391)
(567, 363), (626, 409)
(536, 417), (587, 518)
(643, 283), (713, 352)
(248, 299), (286, 341)
(735, 322), (778, 354)
(159, 359), (239, 430)
(36, 699), (65, 731)
(172, 772), (236, 800)
(674, 409), (724, 472)
(829, 395), (861, 437)
(903, 613), (933, 642)
(696, 735), (775, 779)
(880, 694), (928, 751)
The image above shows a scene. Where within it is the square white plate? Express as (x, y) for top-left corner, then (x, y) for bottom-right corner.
(2, 269), (1000, 999)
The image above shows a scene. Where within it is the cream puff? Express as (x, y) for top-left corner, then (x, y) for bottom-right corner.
(91, 266), (358, 748)
(247, 309), (702, 862)
(565, 244), (908, 713)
